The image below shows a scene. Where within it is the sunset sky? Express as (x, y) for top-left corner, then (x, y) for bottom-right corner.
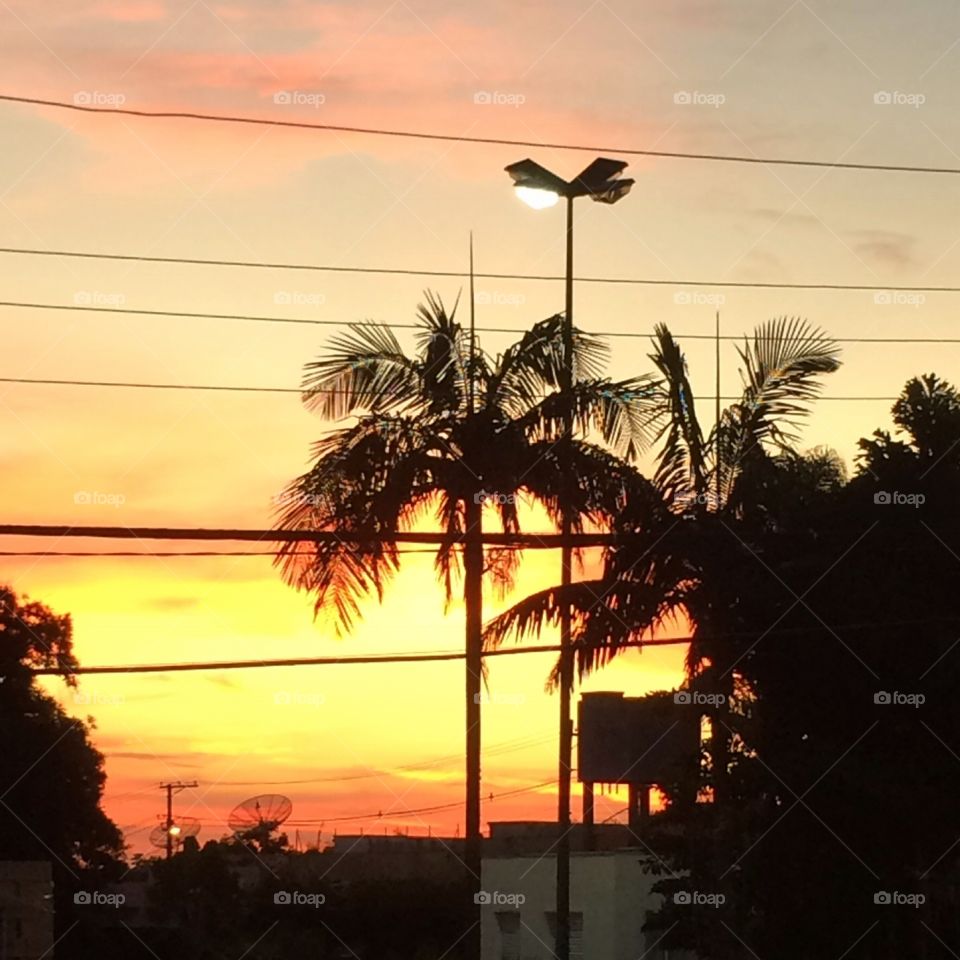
(2, 0), (960, 854)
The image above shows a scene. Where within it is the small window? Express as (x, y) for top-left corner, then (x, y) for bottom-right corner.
(495, 910), (521, 960)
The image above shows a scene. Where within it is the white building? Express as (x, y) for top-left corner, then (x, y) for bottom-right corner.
(480, 849), (692, 960)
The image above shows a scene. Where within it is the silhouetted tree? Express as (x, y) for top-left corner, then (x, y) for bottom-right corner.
(274, 292), (657, 913)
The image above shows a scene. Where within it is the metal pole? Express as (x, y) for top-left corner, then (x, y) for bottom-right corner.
(464, 233), (483, 960)
(165, 784), (173, 860)
(556, 193), (575, 960)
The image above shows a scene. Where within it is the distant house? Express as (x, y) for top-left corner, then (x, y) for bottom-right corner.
(480, 841), (694, 960)
(0, 861), (54, 960)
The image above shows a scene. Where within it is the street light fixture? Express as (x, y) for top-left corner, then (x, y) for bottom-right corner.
(505, 156), (632, 960)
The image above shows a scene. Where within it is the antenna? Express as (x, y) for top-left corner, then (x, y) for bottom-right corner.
(469, 231), (476, 415)
(714, 310), (721, 510)
(227, 794), (293, 850)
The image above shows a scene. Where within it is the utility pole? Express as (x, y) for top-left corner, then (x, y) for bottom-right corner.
(159, 781), (197, 859)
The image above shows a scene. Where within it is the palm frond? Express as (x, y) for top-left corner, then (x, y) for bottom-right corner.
(415, 291), (471, 415)
(273, 415), (440, 634)
(713, 317), (840, 508)
(735, 316), (841, 448)
(518, 376), (661, 460)
(649, 324), (707, 501)
(301, 323), (420, 419)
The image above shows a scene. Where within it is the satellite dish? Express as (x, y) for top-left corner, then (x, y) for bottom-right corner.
(149, 816), (201, 851)
(228, 794), (293, 843)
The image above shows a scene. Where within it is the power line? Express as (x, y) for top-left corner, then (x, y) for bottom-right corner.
(4, 94), (960, 176)
(0, 522), (612, 548)
(0, 548), (456, 557)
(5, 248), (960, 297)
(32, 614), (960, 676)
(0, 375), (902, 401)
(4, 296), (960, 344)
(29, 641), (675, 676)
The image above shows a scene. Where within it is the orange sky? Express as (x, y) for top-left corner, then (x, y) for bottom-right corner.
(3, 0), (960, 854)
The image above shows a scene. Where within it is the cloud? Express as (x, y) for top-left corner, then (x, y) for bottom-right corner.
(847, 229), (917, 269)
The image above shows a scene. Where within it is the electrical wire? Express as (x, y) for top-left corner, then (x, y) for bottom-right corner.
(0, 375), (903, 401)
(4, 95), (960, 176)
(5, 249), (960, 299)
(3, 296), (959, 343)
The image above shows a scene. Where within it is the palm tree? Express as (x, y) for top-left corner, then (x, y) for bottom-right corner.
(272, 292), (658, 950)
(484, 317), (841, 805)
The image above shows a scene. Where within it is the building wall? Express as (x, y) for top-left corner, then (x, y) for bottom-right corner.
(0, 862), (54, 960)
(480, 851), (683, 960)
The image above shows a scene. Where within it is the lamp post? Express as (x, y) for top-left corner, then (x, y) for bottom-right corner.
(505, 157), (633, 960)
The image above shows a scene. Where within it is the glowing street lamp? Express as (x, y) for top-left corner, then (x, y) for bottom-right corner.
(505, 156), (633, 960)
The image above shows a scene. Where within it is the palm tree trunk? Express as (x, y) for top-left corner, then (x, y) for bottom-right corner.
(465, 494), (484, 960)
